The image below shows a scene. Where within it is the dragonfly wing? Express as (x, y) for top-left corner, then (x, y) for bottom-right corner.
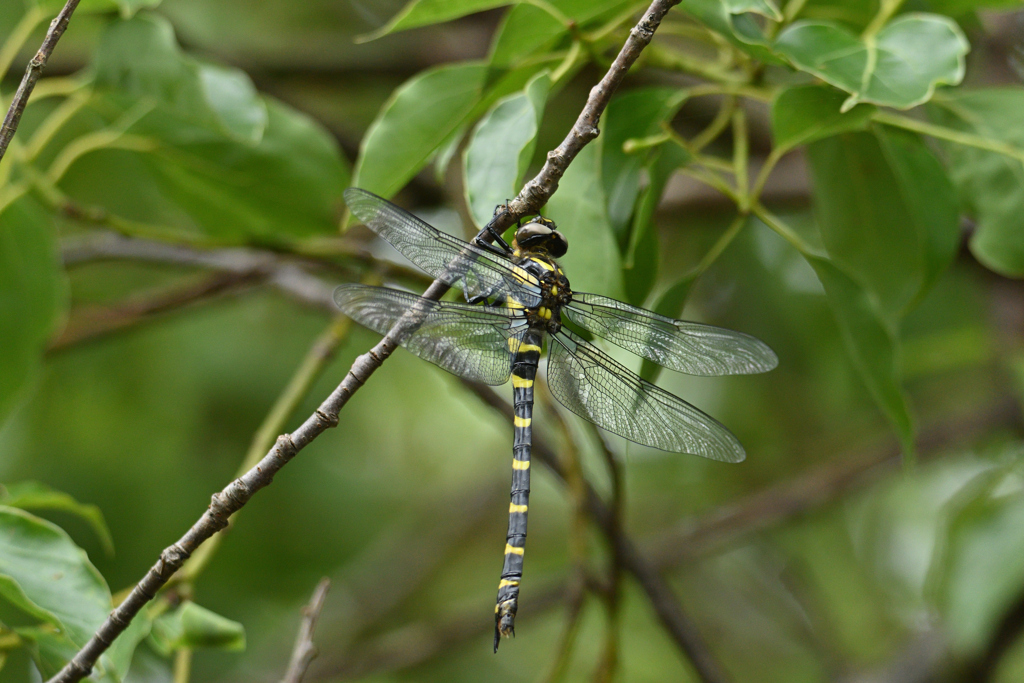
(547, 329), (745, 462)
(564, 292), (778, 376)
(345, 188), (543, 307)
(334, 284), (522, 385)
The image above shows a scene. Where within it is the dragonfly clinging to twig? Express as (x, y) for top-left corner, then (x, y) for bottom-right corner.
(335, 188), (778, 651)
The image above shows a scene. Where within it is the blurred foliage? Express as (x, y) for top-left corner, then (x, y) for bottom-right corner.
(1, 0), (1024, 681)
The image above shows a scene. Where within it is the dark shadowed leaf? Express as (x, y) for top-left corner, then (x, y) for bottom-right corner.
(0, 194), (65, 426)
(681, 0), (783, 63)
(464, 72), (550, 228)
(0, 507), (111, 647)
(774, 14), (969, 111)
(806, 128), (959, 322)
(805, 257), (915, 455)
(602, 87), (688, 239)
(928, 88), (1024, 277)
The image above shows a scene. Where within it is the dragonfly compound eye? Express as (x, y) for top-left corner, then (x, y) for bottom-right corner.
(516, 220), (568, 257)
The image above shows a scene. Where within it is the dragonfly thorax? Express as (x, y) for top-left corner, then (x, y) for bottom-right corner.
(512, 252), (572, 334)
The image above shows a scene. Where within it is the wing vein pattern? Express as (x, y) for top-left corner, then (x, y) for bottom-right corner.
(547, 329), (746, 462)
(564, 292), (778, 376)
(333, 284), (519, 385)
(345, 188), (544, 307)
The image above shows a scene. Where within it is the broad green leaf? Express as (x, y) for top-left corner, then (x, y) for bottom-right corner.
(1, 481), (114, 557)
(639, 275), (697, 382)
(353, 62), (489, 199)
(774, 14), (969, 111)
(489, 0), (633, 68)
(602, 87), (688, 239)
(464, 72), (550, 228)
(806, 128), (959, 322)
(0, 506), (111, 647)
(724, 0), (782, 20)
(133, 97), (349, 241)
(360, 0), (510, 41)
(681, 0), (784, 63)
(770, 84), (875, 151)
(544, 144), (623, 298)
(93, 14), (267, 143)
(0, 194), (65, 426)
(16, 627), (79, 680)
(936, 455), (1024, 654)
(928, 89), (1024, 277)
(805, 257), (915, 454)
(149, 602), (245, 654)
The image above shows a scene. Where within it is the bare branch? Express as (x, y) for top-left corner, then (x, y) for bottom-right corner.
(281, 579), (331, 683)
(0, 0), (81, 163)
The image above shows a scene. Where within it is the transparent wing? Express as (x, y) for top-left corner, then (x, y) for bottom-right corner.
(345, 188), (543, 307)
(547, 329), (745, 462)
(564, 292), (778, 376)
(334, 284), (523, 385)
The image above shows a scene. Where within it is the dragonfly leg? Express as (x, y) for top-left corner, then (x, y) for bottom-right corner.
(495, 330), (540, 652)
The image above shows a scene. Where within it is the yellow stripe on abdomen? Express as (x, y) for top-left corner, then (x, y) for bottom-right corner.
(504, 544), (525, 556)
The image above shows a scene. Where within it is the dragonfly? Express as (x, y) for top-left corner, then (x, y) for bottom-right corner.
(335, 188), (778, 651)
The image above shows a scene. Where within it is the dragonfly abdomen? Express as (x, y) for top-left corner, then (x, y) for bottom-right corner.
(495, 328), (541, 651)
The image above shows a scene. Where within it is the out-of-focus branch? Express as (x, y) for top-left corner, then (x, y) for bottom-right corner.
(0, 0), (81, 163)
(317, 395), (1021, 680)
(47, 270), (263, 352)
(281, 578), (331, 683)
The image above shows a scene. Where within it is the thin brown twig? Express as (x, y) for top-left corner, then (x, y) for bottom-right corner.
(281, 578), (331, 683)
(44, 2), (682, 679)
(0, 0), (81, 163)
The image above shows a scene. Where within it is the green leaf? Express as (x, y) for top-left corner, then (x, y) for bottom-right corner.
(133, 97), (349, 241)
(0, 506), (111, 647)
(360, 0), (510, 41)
(928, 88), (1024, 277)
(805, 257), (915, 454)
(353, 62), (489, 199)
(723, 0), (782, 20)
(0, 193), (65, 426)
(623, 142), (691, 306)
(639, 275), (697, 382)
(464, 72), (550, 228)
(602, 87), (688, 240)
(937, 455), (1024, 654)
(15, 627), (79, 680)
(544, 144), (623, 298)
(84, 15), (348, 241)
(489, 0), (632, 68)
(681, 0), (783, 63)
(774, 14), (969, 111)
(34, 0), (160, 16)
(770, 84), (875, 152)
(1, 482), (114, 557)
(149, 602), (245, 654)
(93, 14), (267, 143)
(805, 128), (959, 322)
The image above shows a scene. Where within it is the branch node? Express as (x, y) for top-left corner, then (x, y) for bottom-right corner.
(315, 409), (339, 428)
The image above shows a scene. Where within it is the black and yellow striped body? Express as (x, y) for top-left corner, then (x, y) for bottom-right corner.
(495, 327), (542, 650)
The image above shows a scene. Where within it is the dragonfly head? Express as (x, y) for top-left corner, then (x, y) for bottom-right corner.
(514, 217), (568, 258)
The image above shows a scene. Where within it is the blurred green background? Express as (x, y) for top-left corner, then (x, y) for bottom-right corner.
(2, 0), (1024, 682)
